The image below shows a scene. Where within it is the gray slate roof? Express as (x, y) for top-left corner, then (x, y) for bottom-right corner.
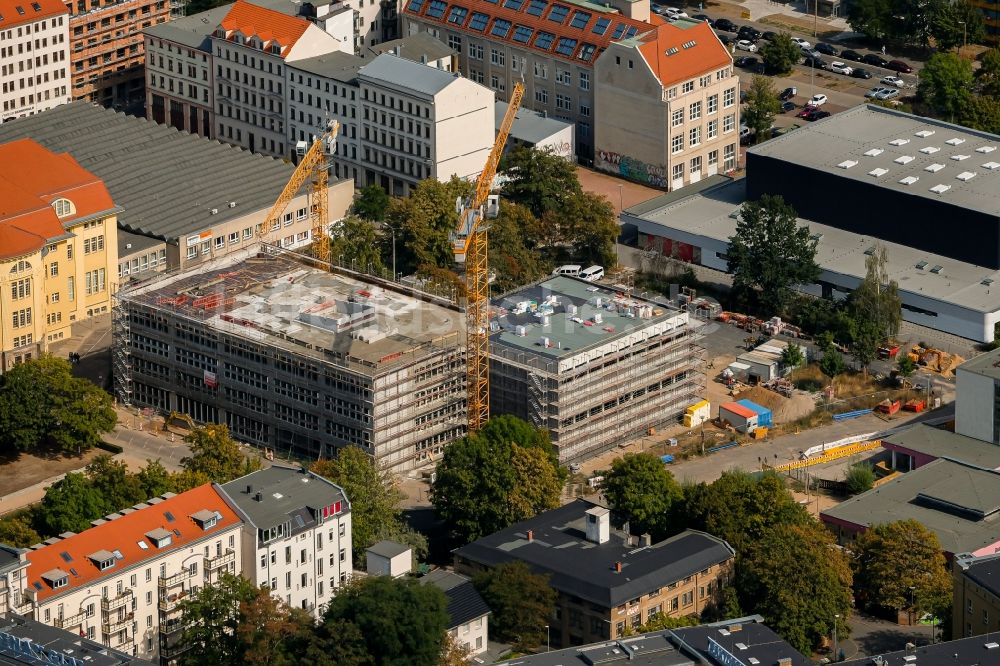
(219, 465), (349, 532)
(420, 569), (491, 629)
(143, 5), (229, 50)
(454, 499), (735, 608)
(0, 103), (295, 242)
(365, 32), (456, 63)
(367, 540), (411, 559)
(960, 554), (1000, 598)
(290, 50), (365, 82)
(673, 623), (811, 666)
(0, 612), (153, 665)
(119, 229), (163, 257)
(496, 100), (572, 146)
(357, 53), (463, 98)
(883, 423), (1000, 471)
(841, 634), (1000, 665)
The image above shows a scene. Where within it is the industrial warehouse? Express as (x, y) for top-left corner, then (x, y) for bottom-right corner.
(488, 276), (704, 464)
(112, 249), (466, 473)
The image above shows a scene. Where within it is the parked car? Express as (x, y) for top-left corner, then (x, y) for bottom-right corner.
(865, 86), (889, 98)
(887, 59), (913, 73)
(875, 88), (900, 100)
(863, 53), (889, 67)
(881, 75), (905, 87)
(779, 86), (797, 101)
(841, 49), (864, 61)
(714, 18), (738, 31)
(736, 39), (758, 52)
(762, 31), (778, 41)
(802, 56), (827, 70)
(692, 13), (711, 21)
(780, 101), (796, 113)
(815, 42), (838, 55)
(798, 107), (819, 120)
(808, 110), (831, 121)
(718, 34), (732, 45)
(791, 37), (811, 48)
(734, 56), (760, 68)
(738, 26), (762, 40)
(808, 93), (828, 106)
(851, 68), (873, 79)
(830, 61), (853, 75)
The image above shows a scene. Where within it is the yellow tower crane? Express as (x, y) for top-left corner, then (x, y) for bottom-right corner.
(452, 82), (524, 432)
(257, 121), (340, 263)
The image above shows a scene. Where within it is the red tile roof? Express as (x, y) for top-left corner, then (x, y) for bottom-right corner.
(25, 485), (242, 603)
(0, 0), (67, 30)
(403, 0), (663, 64)
(218, 0), (312, 58)
(0, 139), (117, 260)
(637, 20), (732, 87)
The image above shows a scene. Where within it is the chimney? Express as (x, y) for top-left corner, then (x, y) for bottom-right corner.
(585, 506), (610, 545)
(527, 530), (534, 542)
(246, 484), (253, 494)
(639, 533), (651, 547)
(614, 561), (622, 573)
(728, 623), (742, 633)
(254, 492), (263, 502)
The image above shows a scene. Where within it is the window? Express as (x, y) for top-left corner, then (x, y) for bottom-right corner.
(579, 71), (590, 90)
(11, 278), (30, 300)
(691, 156), (702, 174)
(580, 101), (590, 117)
(723, 87), (736, 108)
(667, 87), (677, 99)
(671, 108), (683, 127)
(448, 34), (462, 50)
(490, 19), (511, 37)
(425, 0), (446, 17)
(569, 10), (590, 28)
(689, 101), (701, 120)
(446, 5), (467, 23)
(534, 88), (548, 104)
(533, 62), (547, 78)
(468, 12), (488, 30)
(513, 25), (532, 43)
(490, 48), (504, 66)
(548, 3), (569, 22)
(67, 276), (74, 301)
(468, 42), (483, 60)
(215, 236), (225, 249)
(592, 16), (611, 34)
(339, 548), (346, 562)
(724, 143), (736, 170)
(228, 232), (239, 245)
(49, 262), (58, 277)
(555, 93), (571, 110)
(708, 150), (718, 167)
(700, 75), (712, 87)
(556, 69), (570, 85)
(707, 94), (718, 114)
(707, 119), (718, 139)
(671, 134), (683, 153)
(52, 198), (74, 217)
(689, 126), (701, 146)
(672, 163), (684, 181)
(534, 31), (555, 50)
(723, 113), (735, 133)
(11, 308), (31, 328)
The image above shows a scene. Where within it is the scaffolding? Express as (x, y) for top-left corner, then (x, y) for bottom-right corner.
(112, 287), (132, 407)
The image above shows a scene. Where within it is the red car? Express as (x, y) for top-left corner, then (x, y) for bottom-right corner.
(887, 59), (913, 73)
(797, 105), (818, 119)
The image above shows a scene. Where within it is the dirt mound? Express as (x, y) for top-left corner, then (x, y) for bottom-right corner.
(734, 386), (785, 412)
(733, 386), (816, 424)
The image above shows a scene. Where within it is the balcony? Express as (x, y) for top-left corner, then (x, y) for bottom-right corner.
(11, 599), (33, 616)
(160, 618), (186, 636)
(158, 568), (195, 589)
(102, 611), (134, 634)
(101, 588), (133, 612)
(160, 641), (193, 660)
(204, 549), (235, 573)
(158, 589), (191, 612)
(55, 610), (89, 629)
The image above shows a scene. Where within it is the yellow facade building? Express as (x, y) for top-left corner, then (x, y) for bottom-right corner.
(0, 138), (119, 370)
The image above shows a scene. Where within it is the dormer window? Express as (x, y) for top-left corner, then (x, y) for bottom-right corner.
(88, 550), (117, 571)
(191, 509), (218, 531)
(145, 527), (173, 548)
(270, 43), (282, 55)
(214, 27), (225, 37)
(41, 568), (70, 589)
(52, 198), (75, 218)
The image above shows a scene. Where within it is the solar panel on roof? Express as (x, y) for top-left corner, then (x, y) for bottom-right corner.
(447, 6), (467, 23)
(625, 26), (638, 38)
(164, 511), (175, 522)
(426, 0), (446, 18)
(578, 43), (596, 61)
(70, 568), (78, 576)
(526, 0), (546, 15)
(592, 17), (611, 34)
(491, 18), (511, 37)
(172, 528), (181, 537)
(569, 10), (591, 28)
(547, 4), (569, 23)
(33, 582), (42, 591)
(406, 0), (425, 11)
(295, 515), (306, 528)
(59, 551), (73, 563)
(611, 22), (627, 39)
(555, 37), (577, 56)
(513, 24), (533, 42)
(469, 11), (488, 30)
(503, 0), (524, 9)
(534, 31), (554, 48)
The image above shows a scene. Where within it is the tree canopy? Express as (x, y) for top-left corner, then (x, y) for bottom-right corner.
(743, 76), (780, 145)
(601, 453), (683, 540)
(848, 245), (901, 343)
(761, 33), (802, 76)
(500, 145), (583, 218)
(353, 184), (390, 221)
(845, 463), (876, 495)
(919, 52), (974, 122)
(328, 216), (384, 274)
(727, 195), (819, 314)
(180, 424), (261, 483)
(385, 177), (472, 275)
(474, 561), (557, 652)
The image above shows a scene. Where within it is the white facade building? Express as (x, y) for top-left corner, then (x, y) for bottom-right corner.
(956, 349), (1000, 445)
(0, 0), (70, 123)
(219, 465), (353, 617)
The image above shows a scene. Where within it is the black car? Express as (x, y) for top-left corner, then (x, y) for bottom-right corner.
(734, 56), (759, 68)
(780, 101), (796, 113)
(718, 34), (732, 45)
(713, 18), (738, 32)
(815, 42), (838, 55)
(851, 67), (873, 79)
(841, 49), (864, 62)
(762, 31), (777, 41)
(738, 26), (762, 40)
(862, 53), (889, 67)
(692, 13), (711, 21)
(802, 56), (827, 70)
(779, 86), (797, 101)
(808, 110), (832, 121)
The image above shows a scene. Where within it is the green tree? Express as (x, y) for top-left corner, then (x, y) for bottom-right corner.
(0, 514), (41, 548)
(738, 523), (853, 654)
(851, 519), (952, 619)
(311, 447), (406, 566)
(727, 195), (820, 314)
(178, 573), (258, 665)
(845, 463), (876, 494)
(500, 145), (582, 219)
(847, 0), (893, 40)
(851, 320), (883, 376)
(384, 177), (472, 274)
(976, 49), (1000, 97)
(473, 561), (557, 652)
(328, 215), (384, 273)
(353, 184), (390, 221)
(324, 575), (449, 666)
(180, 424), (261, 483)
(287, 616), (371, 666)
(137, 459), (175, 497)
(819, 348), (846, 378)
(487, 201), (549, 292)
(0, 356), (115, 454)
(919, 52), (974, 122)
(431, 416), (563, 544)
(959, 93), (1000, 134)
(849, 244), (902, 342)
(743, 76), (780, 145)
(930, 0), (985, 50)
(36, 472), (110, 537)
(601, 453), (683, 540)
(236, 586), (303, 666)
(897, 354), (917, 378)
(558, 191), (619, 268)
(85, 455), (146, 512)
(780, 343), (805, 370)
(761, 33), (803, 75)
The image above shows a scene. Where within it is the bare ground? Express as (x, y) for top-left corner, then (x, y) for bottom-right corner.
(0, 448), (104, 497)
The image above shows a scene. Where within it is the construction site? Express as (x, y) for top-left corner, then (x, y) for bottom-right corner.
(488, 276), (705, 465)
(112, 246), (467, 473)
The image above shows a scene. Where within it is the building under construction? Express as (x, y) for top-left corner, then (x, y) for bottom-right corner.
(112, 247), (466, 473)
(489, 276), (704, 464)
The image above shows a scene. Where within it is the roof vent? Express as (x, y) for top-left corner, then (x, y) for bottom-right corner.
(864, 246), (876, 256)
(925, 163), (944, 173)
(210, 208), (219, 215)
(838, 160), (858, 169)
(915, 130), (935, 137)
(889, 138), (910, 146)
(929, 184), (951, 194)
(956, 171), (977, 181)
(895, 155), (914, 164)
(228, 201), (237, 208)
(916, 261), (928, 270)
(869, 167), (888, 177)
(682, 40), (696, 48)
(930, 265), (943, 274)
(665, 46), (678, 55)
(899, 176), (919, 185)
(920, 146), (939, 154)
(983, 161), (1000, 170)
(864, 148), (883, 157)
(946, 137), (965, 145)
(982, 278), (994, 286)
(976, 145), (996, 153)
(985, 642), (1000, 649)
(951, 154), (969, 161)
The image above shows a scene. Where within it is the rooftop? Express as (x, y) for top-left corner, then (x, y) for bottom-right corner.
(365, 32), (456, 63)
(498, 631), (694, 666)
(0, 0), (67, 29)
(490, 275), (687, 365)
(747, 104), (1000, 217)
(367, 540), (412, 559)
(454, 498), (735, 608)
(0, 103), (297, 244)
(883, 423), (1000, 471)
(219, 464), (349, 532)
(356, 53), (467, 97)
(821, 458), (1000, 556)
(289, 50), (365, 81)
(626, 177), (1000, 314)
(217, 0), (312, 58)
(419, 570), (491, 629)
(0, 612), (152, 666)
(144, 5), (231, 50)
(958, 552), (1000, 598)
(631, 19), (731, 87)
(403, 0), (660, 65)
(841, 634), (1000, 666)
(119, 251), (463, 372)
(118, 229), (164, 258)
(24, 485), (240, 603)
(956, 346), (1000, 380)
(673, 622), (811, 666)
(497, 100), (573, 145)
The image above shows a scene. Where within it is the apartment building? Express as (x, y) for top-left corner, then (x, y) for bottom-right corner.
(402, 0), (659, 159)
(0, 546), (30, 616)
(113, 250), (467, 473)
(211, 0), (347, 158)
(0, 612), (153, 665)
(594, 19), (737, 189)
(455, 500), (735, 649)
(0, 0), (71, 123)
(0, 138), (119, 371)
(68, 0), (174, 107)
(218, 465), (353, 616)
(420, 569), (490, 657)
(953, 553), (1000, 639)
(14, 485), (243, 663)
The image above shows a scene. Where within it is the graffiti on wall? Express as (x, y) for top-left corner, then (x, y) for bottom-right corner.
(596, 149), (667, 188)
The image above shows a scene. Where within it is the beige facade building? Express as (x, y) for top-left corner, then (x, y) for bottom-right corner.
(0, 0), (71, 122)
(954, 553), (1000, 639)
(594, 19), (737, 190)
(0, 138), (119, 371)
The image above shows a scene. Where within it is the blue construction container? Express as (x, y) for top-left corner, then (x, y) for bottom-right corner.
(736, 399), (773, 428)
(660, 454), (675, 464)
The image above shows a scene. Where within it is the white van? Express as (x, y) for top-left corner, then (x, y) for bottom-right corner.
(580, 265), (605, 282)
(552, 265), (582, 277)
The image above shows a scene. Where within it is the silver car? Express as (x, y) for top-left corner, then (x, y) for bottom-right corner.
(875, 88), (900, 100)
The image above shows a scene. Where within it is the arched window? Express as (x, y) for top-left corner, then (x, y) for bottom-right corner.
(9, 260), (33, 274)
(52, 198), (75, 218)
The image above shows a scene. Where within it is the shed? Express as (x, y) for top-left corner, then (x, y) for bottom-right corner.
(736, 399), (773, 427)
(719, 401), (759, 432)
(733, 338), (793, 383)
(366, 540), (412, 578)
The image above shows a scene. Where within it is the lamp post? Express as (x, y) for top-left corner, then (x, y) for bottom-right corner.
(832, 613), (840, 662)
(383, 223), (398, 281)
(545, 625), (550, 652)
(958, 20), (967, 54)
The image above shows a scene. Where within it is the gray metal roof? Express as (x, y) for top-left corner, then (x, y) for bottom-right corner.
(959, 553), (1000, 598)
(357, 53), (464, 98)
(419, 570), (491, 629)
(841, 634), (1000, 666)
(747, 104), (1000, 216)
(496, 632), (695, 666)
(367, 540), (411, 559)
(289, 50), (365, 82)
(883, 423), (1000, 471)
(454, 499), (735, 608)
(366, 32), (456, 63)
(0, 103), (295, 243)
(956, 346), (1000, 380)
(496, 101), (572, 146)
(673, 623), (811, 666)
(219, 465), (349, 531)
(821, 458), (1000, 555)
(118, 229), (163, 257)
(0, 612), (153, 665)
(143, 5), (229, 50)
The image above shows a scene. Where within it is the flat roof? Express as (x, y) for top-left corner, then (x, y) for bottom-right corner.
(883, 423), (1000, 470)
(219, 465), (348, 531)
(673, 622), (811, 666)
(748, 104), (1000, 216)
(497, 100), (573, 146)
(289, 50), (365, 82)
(956, 346), (1000, 380)
(118, 229), (163, 258)
(454, 499), (734, 608)
(357, 53), (464, 97)
(490, 275), (685, 361)
(143, 5), (229, 49)
(0, 612), (152, 665)
(365, 32), (456, 63)
(627, 178), (1000, 314)
(841, 635), (1000, 666)
(821, 458), (1000, 555)
(496, 632), (694, 666)
(121, 251), (463, 372)
(0, 103), (297, 243)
